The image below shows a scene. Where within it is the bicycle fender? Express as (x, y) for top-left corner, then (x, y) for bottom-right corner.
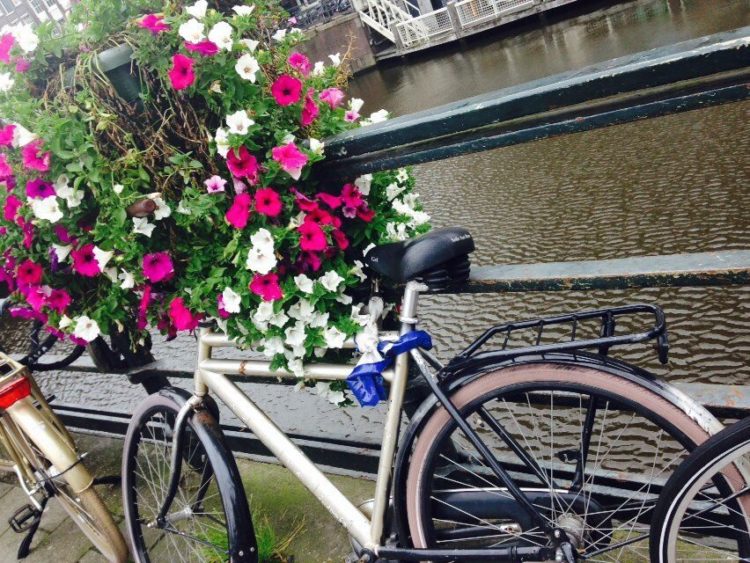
(391, 351), (724, 548)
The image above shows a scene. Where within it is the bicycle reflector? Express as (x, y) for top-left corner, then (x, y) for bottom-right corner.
(0, 377), (31, 409)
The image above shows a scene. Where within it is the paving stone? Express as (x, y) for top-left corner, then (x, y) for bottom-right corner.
(0, 523), (50, 561)
(77, 548), (108, 563)
(0, 485), (31, 539)
(21, 517), (99, 563)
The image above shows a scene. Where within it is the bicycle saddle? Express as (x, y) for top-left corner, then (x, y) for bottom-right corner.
(365, 227), (474, 290)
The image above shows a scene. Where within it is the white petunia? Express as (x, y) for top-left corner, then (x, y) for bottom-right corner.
(232, 5), (255, 16)
(58, 314), (72, 329)
(11, 24), (38, 53)
(351, 260), (368, 282)
(354, 174), (372, 195)
(281, 132), (295, 145)
(0, 72), (14, 92)
(349, 98), (364, 113)
(73, 315), (100, 342)
(185, 0), (208, 18)
(312, 61), (325, 76)
(294, 274), (314, 294)
(284, 321), (307, 348)
(386, 182), (405, 201)
(12, 123), (35, 147)
(328, 52), (341, 66)
(119, 270), (135, 290)
(221, 287), (241, 313)
(361, 109), (389, 126)
(235, 53), (259, 82)
(287, 357), (305, 378)
(63, 189), (83, 208)
(239, 38), (259, 52)
(178, 18), (205, 43)
(214, 127), (230, 158)
(151, 195), (171, 220)
(245, 245), (277, 274)
(254, 301), (274, 323)
(308, 138), (324, 155)
(52, 244), (72, 263)
(30, 197), (62, 222)
(209, 80), (222, 93)
(323, 326), (346, 349)
(271, 29), (287, 42)
(386, 222), (409, 241)
(261, 336), (285, 358)
(133, 217), (156, 237)
(288, 299), (315, 322)
(93, 247), (114, 270)
(208, 21), (233, 51)
(309, 311), (329, 328)
(336, 292), (353, 305)
(315, 382), (345, 405)
(250, 228), (274, 251)
(226, 109), (254, 135)
(104, 267), (118, 283)
(113, 183), (124, 194)
(319, 270), (344, 292)
(396, 168), (409, 183)
(269, 310), (289, 328)
(54, 175), (69, 191)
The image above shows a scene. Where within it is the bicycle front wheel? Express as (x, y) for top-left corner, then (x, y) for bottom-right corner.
(404, 361), (714, 561)
(650, 415), (750, 562)
(122, 388), (256, 563)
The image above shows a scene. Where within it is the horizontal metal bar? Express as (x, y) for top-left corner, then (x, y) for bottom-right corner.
(199, 358), (394, 382)
(319, 27), (750, 177)
(200, 331), (399, 348)
(458, 250), (750, 293)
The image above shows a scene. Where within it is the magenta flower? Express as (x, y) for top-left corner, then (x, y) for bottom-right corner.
(226, 146), (260, 183)
(26, 178), (55, 199)
(333, 229), (349, 250)
(168, 297), (202, 331)
(54, 225), (75, 244)
(142, 251), (174, 283)
(344, 110), (360, 122)
(297, 251), (322, 273)
(298, 220), (327, 252)
(319, 87), (345, 109)
(300, 88), (319, 127)
(225, 193), (253, 229)
(288, 52), (311, 76)
(306, 207), (334, 226)
(317, 192), (341, 209)
(0, 34), (14, 63)
(0, 124), (15, 147)
(139, 14), (170, 34)
(168, 54), (195, 91)
(293, 189), (318, 212)
(2, 194), (20, 223)
(357, 206), (376, 222)
(254, 187), (282, 217)
(217, 294), (231, 319)
(204, 174), (227, 194)
(137, 285), (152, 330)
(249, 273), (283, 302)
(271, 74), (302, 107)
(341, 183), (364, 209)
(271, 142), (308, 180)
(14, 58), (30, 73)
(185, 40), (219, 57)
(71, 244), (101, 277)
(21, 220), (33, 249)
(21, 140), (51, 173)
(16, 259), (43, 285)
(47, 288), (71, 313)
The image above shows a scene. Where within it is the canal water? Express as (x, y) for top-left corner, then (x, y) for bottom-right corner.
(6, 0), (750, 448)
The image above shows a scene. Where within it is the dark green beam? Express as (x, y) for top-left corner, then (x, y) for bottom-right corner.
(461, 250), (750, 293)
(319, 26), (750, 178)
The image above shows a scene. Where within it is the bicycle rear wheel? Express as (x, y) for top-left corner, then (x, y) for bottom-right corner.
(122, 388), (257, 563)
(650, 416), (750, 562)
(404, 361), (714, 561)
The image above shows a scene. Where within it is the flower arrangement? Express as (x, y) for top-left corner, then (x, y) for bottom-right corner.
(0, 0), (430, 395)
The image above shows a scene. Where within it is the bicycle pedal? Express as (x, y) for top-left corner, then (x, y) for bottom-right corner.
(9, 504), (41, 533)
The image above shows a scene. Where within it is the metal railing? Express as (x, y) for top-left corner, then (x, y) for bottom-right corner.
(395, 7), (452, 48)
(454, 0), (535, 29)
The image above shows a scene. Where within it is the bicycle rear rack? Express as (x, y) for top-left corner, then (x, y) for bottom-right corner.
(446, 303), (669, 372)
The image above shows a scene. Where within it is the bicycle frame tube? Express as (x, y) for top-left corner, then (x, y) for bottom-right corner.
(193, 281), (426, 554)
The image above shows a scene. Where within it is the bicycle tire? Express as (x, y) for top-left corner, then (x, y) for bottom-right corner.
(122, 387), (257, 563)
(404, 362), (714, 561)
(649, 415), (750, 561)
(8, 397), (128, 562)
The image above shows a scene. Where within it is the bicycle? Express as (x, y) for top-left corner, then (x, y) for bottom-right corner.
(0, 352), (128, 561)
(120, 226), (728, 562)
(649, 414), (750, 561)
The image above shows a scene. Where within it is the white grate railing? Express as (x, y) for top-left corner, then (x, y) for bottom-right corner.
(454, 0), (535, 29)
(395, 7), (452, 48)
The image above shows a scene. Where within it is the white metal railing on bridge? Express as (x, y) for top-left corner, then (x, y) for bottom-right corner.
(454, 0), (536, 30)
(355, 0), (424, 43)
(395, 7), (452, 48)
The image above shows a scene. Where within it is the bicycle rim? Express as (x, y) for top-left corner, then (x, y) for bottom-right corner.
(405, 363), (711, 562)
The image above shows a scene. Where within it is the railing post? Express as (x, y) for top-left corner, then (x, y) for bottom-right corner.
(393, 22), (406, 51)
(446, 1), (463, 38)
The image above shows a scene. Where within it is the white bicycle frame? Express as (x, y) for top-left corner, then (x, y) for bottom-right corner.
(191, 280), (427, 554)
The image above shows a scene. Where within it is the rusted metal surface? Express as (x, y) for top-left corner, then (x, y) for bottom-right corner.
(459, 250), (750, 293)
(318, 26), (750, 178)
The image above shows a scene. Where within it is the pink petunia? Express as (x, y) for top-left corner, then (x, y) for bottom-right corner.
(226, 146), (260, 183)
(14, 58), (30, 73)
(168, 297), (202, 331)
(298, 219), (327, 252)
(9, 306), (47, 324)
(168, 53), (195, 90)
(292, 188), (318, 212)
(254, 187), (282, 217)
(288, 52), (311, 76)
(21, 219), (33, 249)
(332, 229), (349, 250)
(341, 183), (363, 209)
(317, 192), (341, 209)
(271, 142), (308, 181)
(3, 194), (21, 222)
(204, 174), (227, 194)
(16, 259), (42, 285)
(249, 273), (283, 302)
(319, 87), (345, 109)
(270, 74), (302, 107)
(0, 34), (14, 63)
(185, 40), (219, 57)
(139, 13), (171, 34)
(297, 251), (322, 273)
(0, 124), (15, 147)
(225, 193), (253, 229)
(47, 288), (71, 313)
(21, 140), (51, 173)
(142, 251), (174, 283)
(22, 284), (46, 311)
(71, 244), (101, 277)
(300, 88), (319, 127)
(357, 206), (375, 222)
(306, 207), (334, 226)
(26, 178), (55, 199)
(54, 225), (75, 244)
(137, 285), (152, 330)
(344, 110), (359, 122)
(0, 152), (13, 176)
